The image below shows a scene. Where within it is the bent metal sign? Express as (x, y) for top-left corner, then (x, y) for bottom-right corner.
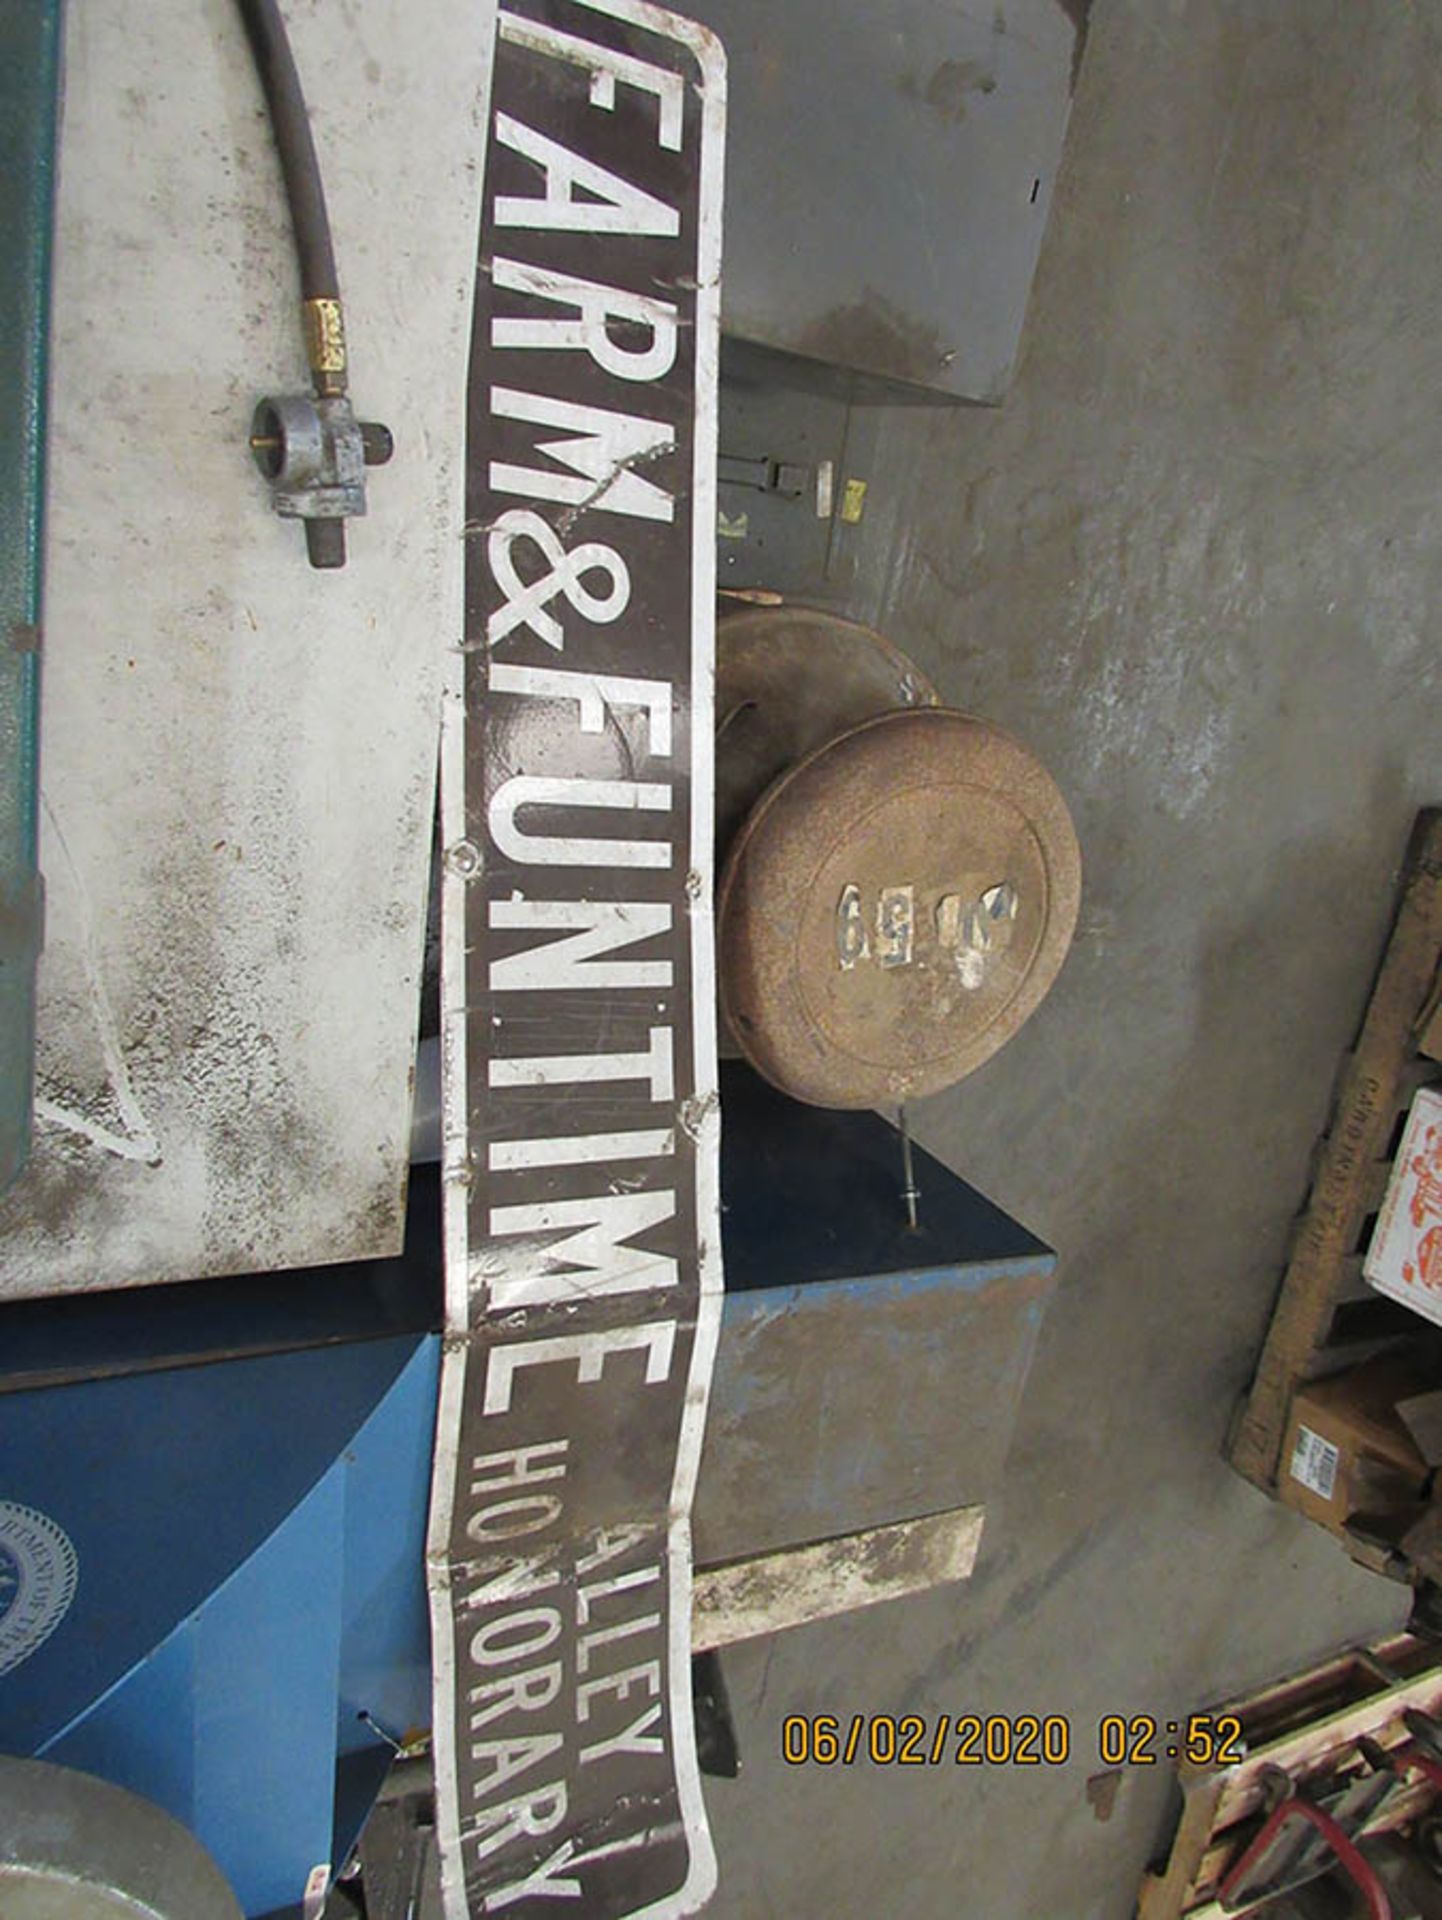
(428, 3), (726, 1917)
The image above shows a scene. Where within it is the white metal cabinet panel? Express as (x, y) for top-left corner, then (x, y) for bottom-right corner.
(0, 0), (492, 1297)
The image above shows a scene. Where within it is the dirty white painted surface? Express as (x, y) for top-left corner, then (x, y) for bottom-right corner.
(0, 0), (492, 1297)
(692, 1507), (985, 1650)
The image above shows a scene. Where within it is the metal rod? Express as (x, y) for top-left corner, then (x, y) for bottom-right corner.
(899, 1105), (919, 1231)
(357, 1708), (404, 1755)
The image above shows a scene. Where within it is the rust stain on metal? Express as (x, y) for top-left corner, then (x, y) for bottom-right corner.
(714, 606), (939, 863)
(899, 58), (998, 126)
(792, 289), (956, 389)
(717, 707), (1082, 1109)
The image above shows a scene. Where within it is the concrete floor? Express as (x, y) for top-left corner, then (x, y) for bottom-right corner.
(703, 3), (1442, 1914)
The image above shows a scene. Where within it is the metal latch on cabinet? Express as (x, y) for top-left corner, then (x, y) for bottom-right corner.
(718, 452), (813, 498)
(236, 0), (392, 568)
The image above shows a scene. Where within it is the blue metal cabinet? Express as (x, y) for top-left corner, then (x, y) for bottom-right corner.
(694, 1063), (1056, 1563)
(0, 1334), (438, 1917)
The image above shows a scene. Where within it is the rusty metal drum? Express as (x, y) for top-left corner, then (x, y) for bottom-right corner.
(717, 707), (1082, 1108)
(715, 607), (939, 861)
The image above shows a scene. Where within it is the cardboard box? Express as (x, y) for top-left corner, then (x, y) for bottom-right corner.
(1365, 1086), (1442, 1327)
(1280, 1357), (1435, 1538)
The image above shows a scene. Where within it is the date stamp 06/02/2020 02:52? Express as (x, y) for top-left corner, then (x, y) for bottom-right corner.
(779, 1714), (1246, 1770)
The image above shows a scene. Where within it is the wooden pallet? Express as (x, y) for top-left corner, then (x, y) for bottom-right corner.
(1137, 1634), (1442, 1920)
(1227, 810), (1442, 1495)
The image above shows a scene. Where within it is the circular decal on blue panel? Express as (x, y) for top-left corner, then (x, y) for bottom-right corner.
(0, 1502), (79, 1677)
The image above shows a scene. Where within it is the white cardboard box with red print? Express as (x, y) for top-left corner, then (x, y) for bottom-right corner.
(1365, 1086), (1442, 1326)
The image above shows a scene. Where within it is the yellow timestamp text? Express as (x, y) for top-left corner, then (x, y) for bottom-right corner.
(781, 1714), (1072, 1767)
(779, 1712), (1246, 1768)
(1096, 1713), (1245, 1766)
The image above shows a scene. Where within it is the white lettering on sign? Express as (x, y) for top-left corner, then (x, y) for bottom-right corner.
(465, 1497), (565, 1543)
(469, 1783), (569, 1865)
(488, 899), (673, 993)
(580, 1705), (664, 1766)
(576, 1615), (661, 1674)
(468, 1662), (563, 1729)
(494, 116), (681, 236)
(489, 1026), (674, 1099)
(577, 1565), (660, 1625)
(489, 388), (676, 521)
(486, 512), (632, 650)
(577, 1527), (649, 1576)
(492, 260), (679, 383)
(576, 1659), (661, 1723)
(487, 776), (672, 870)
(498, 13), (687, 150)
(471, 1609), (564, 1668)
(489, 663), (673, 757)
(489, 1129), (674, 1172)
(470, 1440), (571, 1497)
(482, 1191), (678, 1311)
(468, 1732), (566, 1802)
(482, 1322), (678, 1416)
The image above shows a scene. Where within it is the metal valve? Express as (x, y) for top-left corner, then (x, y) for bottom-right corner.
(250, 393), (393, 570)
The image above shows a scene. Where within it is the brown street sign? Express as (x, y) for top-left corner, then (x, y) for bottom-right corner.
(428, 3), (726, 1916)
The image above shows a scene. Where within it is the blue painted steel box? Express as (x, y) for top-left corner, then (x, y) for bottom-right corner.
(694, 1064), (1056, 1563)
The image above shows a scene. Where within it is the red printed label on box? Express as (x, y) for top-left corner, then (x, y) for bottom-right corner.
(1365, 1086), (1442, 1326)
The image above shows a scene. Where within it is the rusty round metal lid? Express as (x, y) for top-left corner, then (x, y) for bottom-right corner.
(715, 607), (939, 861)
(717, 707), (1082, 1108)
